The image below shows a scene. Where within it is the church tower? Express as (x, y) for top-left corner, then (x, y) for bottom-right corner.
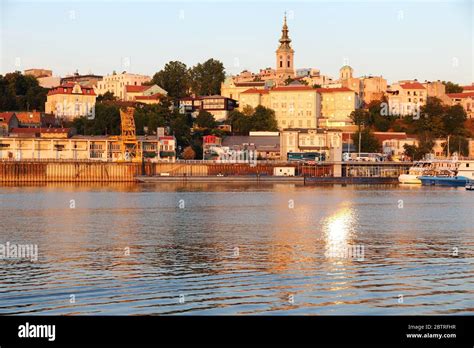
(275, 14), (295, 79)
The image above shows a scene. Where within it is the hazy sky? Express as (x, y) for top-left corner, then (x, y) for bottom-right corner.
(1, 0), (473, 84)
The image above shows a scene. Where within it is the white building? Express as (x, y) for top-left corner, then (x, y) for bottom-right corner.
(96, 72), (151, 100)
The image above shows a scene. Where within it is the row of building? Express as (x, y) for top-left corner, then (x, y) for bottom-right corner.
(0, 112), (176, 162)
(204, 130), (474, 162)
(24, 15), (473, 128)
(218, 16), (474, 129)
(24, 68), (167, 120)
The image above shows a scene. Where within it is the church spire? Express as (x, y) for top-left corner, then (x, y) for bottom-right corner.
(278, 13), (292, 50)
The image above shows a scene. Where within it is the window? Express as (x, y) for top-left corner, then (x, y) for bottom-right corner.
(287, 61), (290, 68)
(280, 61), (283, 68)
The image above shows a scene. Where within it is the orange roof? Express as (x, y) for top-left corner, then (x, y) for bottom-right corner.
(462, 85), (474, 91)
(0, 112), (16, 123)
(135, 93), (162, 100)
(15, 111), (41, 124)
(447, 92), (474, 99)
(400, 82), (425, 90)
(241, 88), (269, 94)
(373, 132), (408, 142)
(125, 85), (149, 93)
(316, 87), (354, 93)
(47, 84), (95, 96)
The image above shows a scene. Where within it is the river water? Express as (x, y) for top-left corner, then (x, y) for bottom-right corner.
(0, 183), (473, 315)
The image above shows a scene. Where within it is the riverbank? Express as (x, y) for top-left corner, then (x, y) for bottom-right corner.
(136, 175), (399, 184)
(0, 160), (410, 184)
(136, 175), (304, 183)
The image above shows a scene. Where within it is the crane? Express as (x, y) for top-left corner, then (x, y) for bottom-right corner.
(117, 107), (142, 162)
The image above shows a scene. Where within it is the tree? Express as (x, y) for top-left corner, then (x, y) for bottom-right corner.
(403, 144), (418, 160)
(182, 146), (196, 159)
(403, 136), (435, 160)
(97, 91), (117, 102)
(228, 110), (251, 134)
(66, 103), (121, 136)
(195, 110), (217, 129)
(152, 61), (190, 100)
(170, 112), (192, 148)
(0, 72), (47, 111)
(443, 104), (467, 136)
(414, 97), (446, 137)
(242, 105), (254, 116)
(189, 59), (225, 96)
(251, 105), (278, 131)
(350, 109), (370, 129)
(403, 133), (435, 160)
(228, 106), (278, 134)
(447, 135), (469, 157)
(351, 128), (381, 153)
(442, 81), (463, 94)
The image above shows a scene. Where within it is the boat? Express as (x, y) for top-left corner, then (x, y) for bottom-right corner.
(398, 159), (457, 184)
(398, 160), (433, 184)
(419, 160), (474, 187)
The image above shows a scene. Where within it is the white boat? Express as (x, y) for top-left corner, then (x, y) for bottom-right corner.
(398, 158), (459, 184)
(398, 161), (433, 184)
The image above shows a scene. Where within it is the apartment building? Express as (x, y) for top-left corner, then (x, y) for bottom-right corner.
(96, 72), (151, 100)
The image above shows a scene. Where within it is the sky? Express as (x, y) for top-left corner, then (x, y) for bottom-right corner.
(0, 0), (473, 85)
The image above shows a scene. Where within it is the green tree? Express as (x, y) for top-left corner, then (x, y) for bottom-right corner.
(68, 103), (120, 136)
(414, 97), (446, 137)
(242, 105), (254, 116)
(152, 61), (190, 100)
(447, 135), (469, 156)
(228, 106), (278, 134)
(189, 59), (225, 95)
(350, 109), (370, 129)
(170, 112), (192, 147)
(97, 91), (117, 102)
(251, 105), (278, 131)
(195, 110), (217, 129)
(228, 110), (251, 134)
(443, 104), (467, 136)
(403, 133), (435, 160)
(442, 81), (463, 94)
(351, 128), (381, 153)
(403, 144), (418, 160)
(0, 72), (47, 111)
